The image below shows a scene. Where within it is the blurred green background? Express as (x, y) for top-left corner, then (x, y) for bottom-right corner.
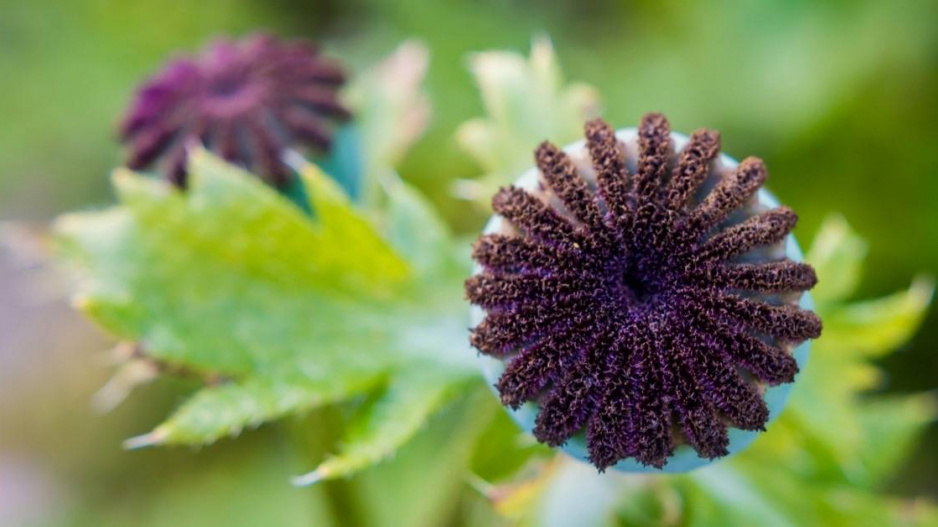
(1, 0), (936, 525)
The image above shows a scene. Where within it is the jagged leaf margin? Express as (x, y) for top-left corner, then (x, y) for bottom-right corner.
(56, 150), (477, 482)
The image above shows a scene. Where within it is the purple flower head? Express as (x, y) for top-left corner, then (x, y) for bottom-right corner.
(466, 114), (821, 471)
(120, 34), (350, 187)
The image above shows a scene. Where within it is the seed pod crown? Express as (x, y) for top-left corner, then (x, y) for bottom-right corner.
(120, 34), (350, 187)
(467, 113), (821, 470)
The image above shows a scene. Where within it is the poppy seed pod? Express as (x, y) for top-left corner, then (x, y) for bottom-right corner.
(120, 34), (350, 187)
(466, 114), (821, 472)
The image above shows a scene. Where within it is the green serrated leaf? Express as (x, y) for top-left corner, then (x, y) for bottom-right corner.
(130, 368), (387, 447)
(292, 367), (472, 484)
(298, 159), (412, 294)
(454, 36), (601, 207)
(59, 151), (411, 374)
(56, 150), (475, 464)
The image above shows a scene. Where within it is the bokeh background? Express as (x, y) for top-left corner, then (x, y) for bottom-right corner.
(1, 0), (936, 525)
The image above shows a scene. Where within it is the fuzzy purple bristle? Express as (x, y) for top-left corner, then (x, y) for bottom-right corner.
(119, 34), (350, 187)
(466, 114), (821, 471)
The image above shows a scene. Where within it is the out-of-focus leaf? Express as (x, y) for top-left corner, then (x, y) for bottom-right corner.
(354, 388), (498, 527)
(292, 368), (472, 485)
(806, 215), (868, 304)
(469, 402), (551, 483)
(484, 464), (557, 524)
(346, 41), (432, 206)
(685, 460), (934, 527)
(776, 217), (937, 482)
(312, 42), (431, 206)
(820, 277), (934, 357)
(56, 150), (477, 479)
(129, 369), (386, 447)
(530, 458), (623, 527)
(707, 216), (935, 524)
(382, 174), (461, 278)
(453, 37), (600, 207)
(613, 477), (682, 527)
(855, 394), (937, 485)
(684, 465), (796, 527)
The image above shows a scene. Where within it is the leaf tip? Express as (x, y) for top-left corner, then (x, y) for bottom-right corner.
(290, 468), (326, 487)
(123, 430), (166, 450)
